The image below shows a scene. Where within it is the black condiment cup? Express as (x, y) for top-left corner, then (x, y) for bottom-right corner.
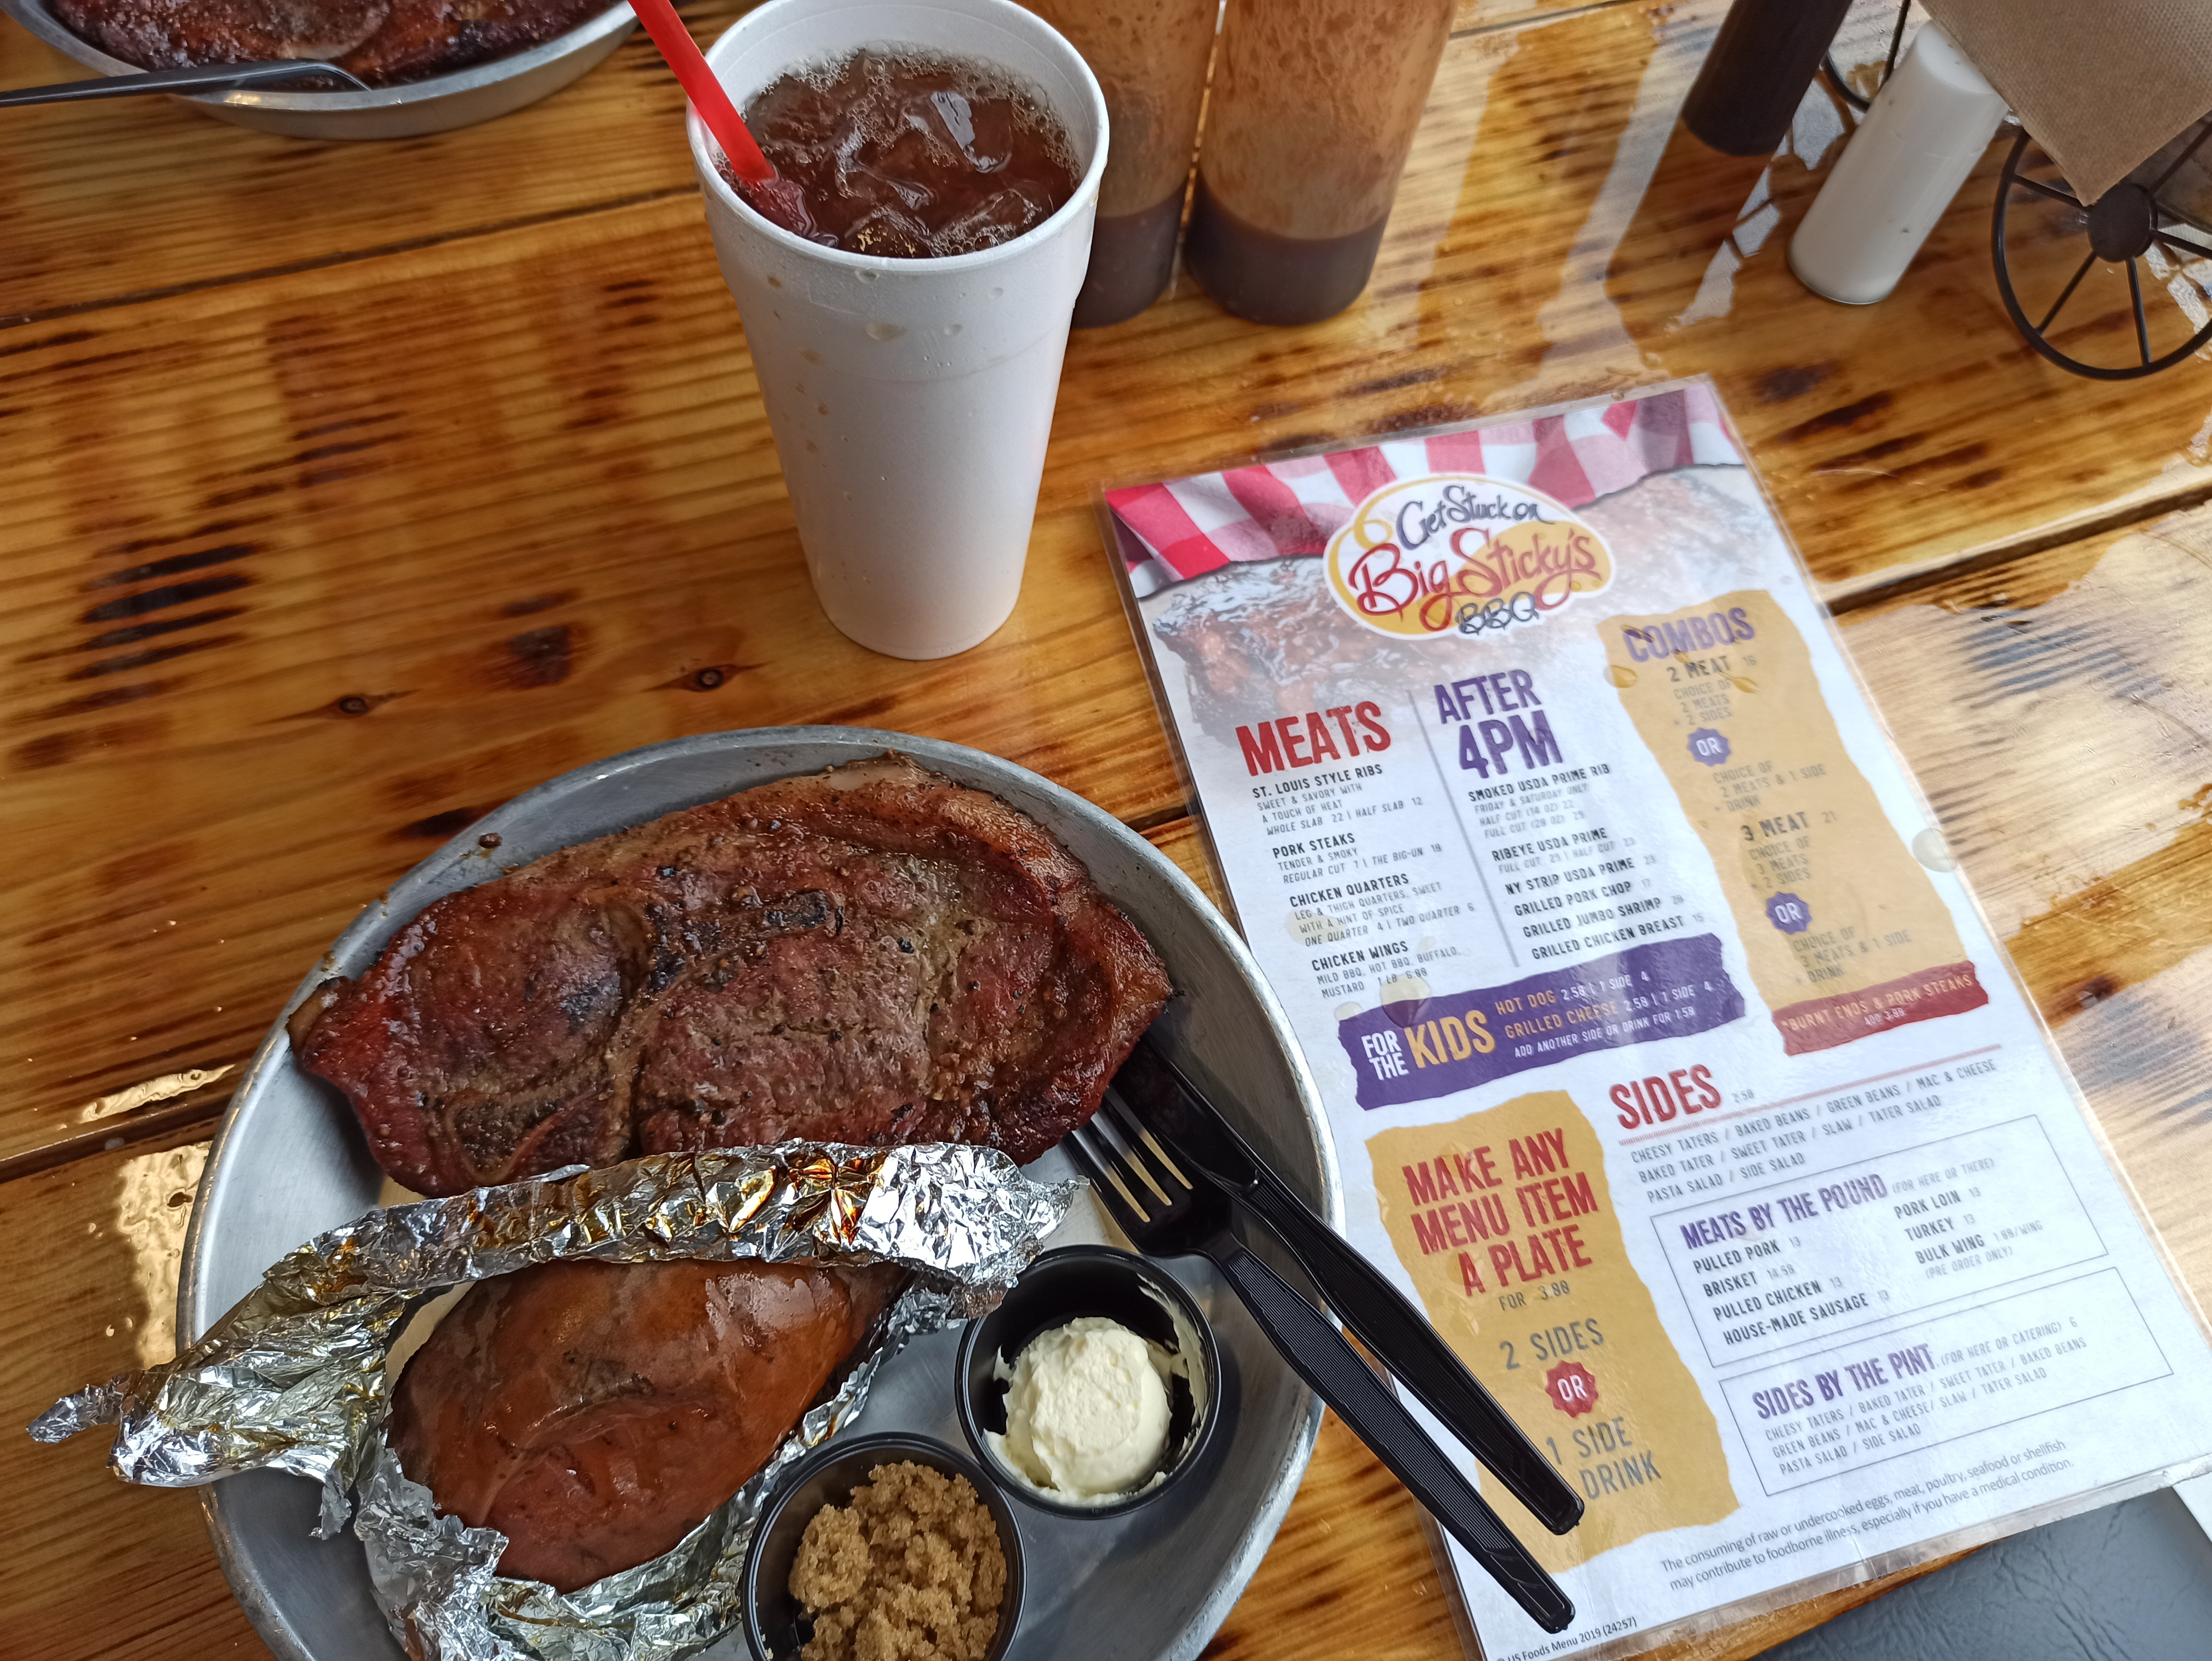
(954, 1243), (1222, 1519)
(741, 1431), (1024, 1661)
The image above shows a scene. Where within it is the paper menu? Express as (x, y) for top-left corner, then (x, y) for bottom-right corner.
(1101, 380), (2212, 1660)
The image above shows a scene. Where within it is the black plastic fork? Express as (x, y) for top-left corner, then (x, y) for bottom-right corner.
(1066, 1102), (1577, 1635)
(1110, 1037), (1584, 1535)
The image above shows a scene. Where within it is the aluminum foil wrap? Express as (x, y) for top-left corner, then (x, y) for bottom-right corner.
(32, 1142), (1078, 1661)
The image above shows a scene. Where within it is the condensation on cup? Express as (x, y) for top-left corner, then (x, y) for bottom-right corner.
(1184, 0), (1455, 326)
(687, 0), (1108, 660)
(1025, 0), (1218, 326)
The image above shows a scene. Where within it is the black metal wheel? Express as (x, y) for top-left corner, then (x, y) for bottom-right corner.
(1991, 121), (2212, 380)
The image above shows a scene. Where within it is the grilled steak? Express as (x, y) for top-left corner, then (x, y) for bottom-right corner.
(51, 0), (613, 87)
(290, 754), (1172, 1195)
(390, 1258), (904, 1591)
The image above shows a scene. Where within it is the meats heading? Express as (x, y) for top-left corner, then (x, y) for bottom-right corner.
(290, 754), (1173, 1196)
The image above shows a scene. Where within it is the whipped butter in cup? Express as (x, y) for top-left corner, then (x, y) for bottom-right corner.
(956, 1245), (1220, 1517)
(991, 1315), (1177, 1502)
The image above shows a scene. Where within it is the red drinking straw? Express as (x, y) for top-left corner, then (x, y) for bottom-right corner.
(627, 0), (775, 184)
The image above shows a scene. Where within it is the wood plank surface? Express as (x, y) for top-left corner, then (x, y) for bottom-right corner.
(9, 491), (2212, 1661)
(0, 0), (1598, 317)
(7, 0), (2211, 584)
(1199, 504), (2212, 1661)
(12, 0), (2212, 1169)
(1062, 1), (2212, 595)
(4, 1119), (1461, 1661)
(15, 1126), (1505, 1661)
(0, 1129), (266, 1661)
(8, 0), (2212, 1658)
(1838, 502), (2212, 1314)
(0, 0), (1554, 320)
(1843, 505), (2212, 1025)
(0, 7), (718, 319)
(1179, 499), (2212, 1659)
(1451, 0), (1614, 32)
(0, 1121), (1958, 1661)
(0, 189), (1191, 1166)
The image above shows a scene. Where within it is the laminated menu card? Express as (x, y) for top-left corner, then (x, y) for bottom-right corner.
(1099, 378), (2212, 1660)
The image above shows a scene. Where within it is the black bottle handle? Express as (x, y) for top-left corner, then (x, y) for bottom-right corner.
(1681, 0), (1857, 156)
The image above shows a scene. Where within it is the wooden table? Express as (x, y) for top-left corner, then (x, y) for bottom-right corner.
(7, 1), (2212, 1658)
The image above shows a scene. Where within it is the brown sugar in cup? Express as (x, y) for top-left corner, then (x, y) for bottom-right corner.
(743, 1433), (1024, 1661)
(788, 1462), (1004, 1661)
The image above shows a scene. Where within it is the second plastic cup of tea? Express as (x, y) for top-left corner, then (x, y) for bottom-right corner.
(687, 0), (1107, 660)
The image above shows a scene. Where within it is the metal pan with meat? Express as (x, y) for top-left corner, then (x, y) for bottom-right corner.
(182, 727), (1335, 1661)
(47, 0), (610, 84)
(283, 753), (1173, 1596)
(0, 0), (636, 137)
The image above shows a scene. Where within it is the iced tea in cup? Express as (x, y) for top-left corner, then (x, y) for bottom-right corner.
(687, 0), (1108, 660)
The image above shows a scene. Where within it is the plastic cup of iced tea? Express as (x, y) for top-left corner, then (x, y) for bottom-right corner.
(686, 0), (1108, 661)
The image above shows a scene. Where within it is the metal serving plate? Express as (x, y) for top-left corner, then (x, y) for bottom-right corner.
(0, 0), (635, 136)
(177, 726), (1343, 1661)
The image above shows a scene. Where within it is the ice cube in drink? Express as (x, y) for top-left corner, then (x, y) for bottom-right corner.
(726, 48), (1080, 258)
(686, 0), (1106, 658)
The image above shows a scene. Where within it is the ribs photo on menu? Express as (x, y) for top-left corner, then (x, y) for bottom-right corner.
(1104, 378), (2212, 1661)
(1128, 428), (1779, 1105)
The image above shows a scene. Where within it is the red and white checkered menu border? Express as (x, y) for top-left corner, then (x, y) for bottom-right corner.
(1105, 383), (1741, 598)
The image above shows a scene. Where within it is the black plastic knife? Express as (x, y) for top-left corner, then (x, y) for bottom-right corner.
(1110, 1035), (1586, 1535)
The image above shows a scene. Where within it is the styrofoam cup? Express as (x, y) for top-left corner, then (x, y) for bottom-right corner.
(687, 0), (1108, 660)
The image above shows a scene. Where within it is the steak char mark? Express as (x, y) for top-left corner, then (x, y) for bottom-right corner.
(290, 754), (1172, 1195)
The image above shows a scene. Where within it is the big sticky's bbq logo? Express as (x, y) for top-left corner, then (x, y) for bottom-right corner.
(1325, 474), (1613, 639)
